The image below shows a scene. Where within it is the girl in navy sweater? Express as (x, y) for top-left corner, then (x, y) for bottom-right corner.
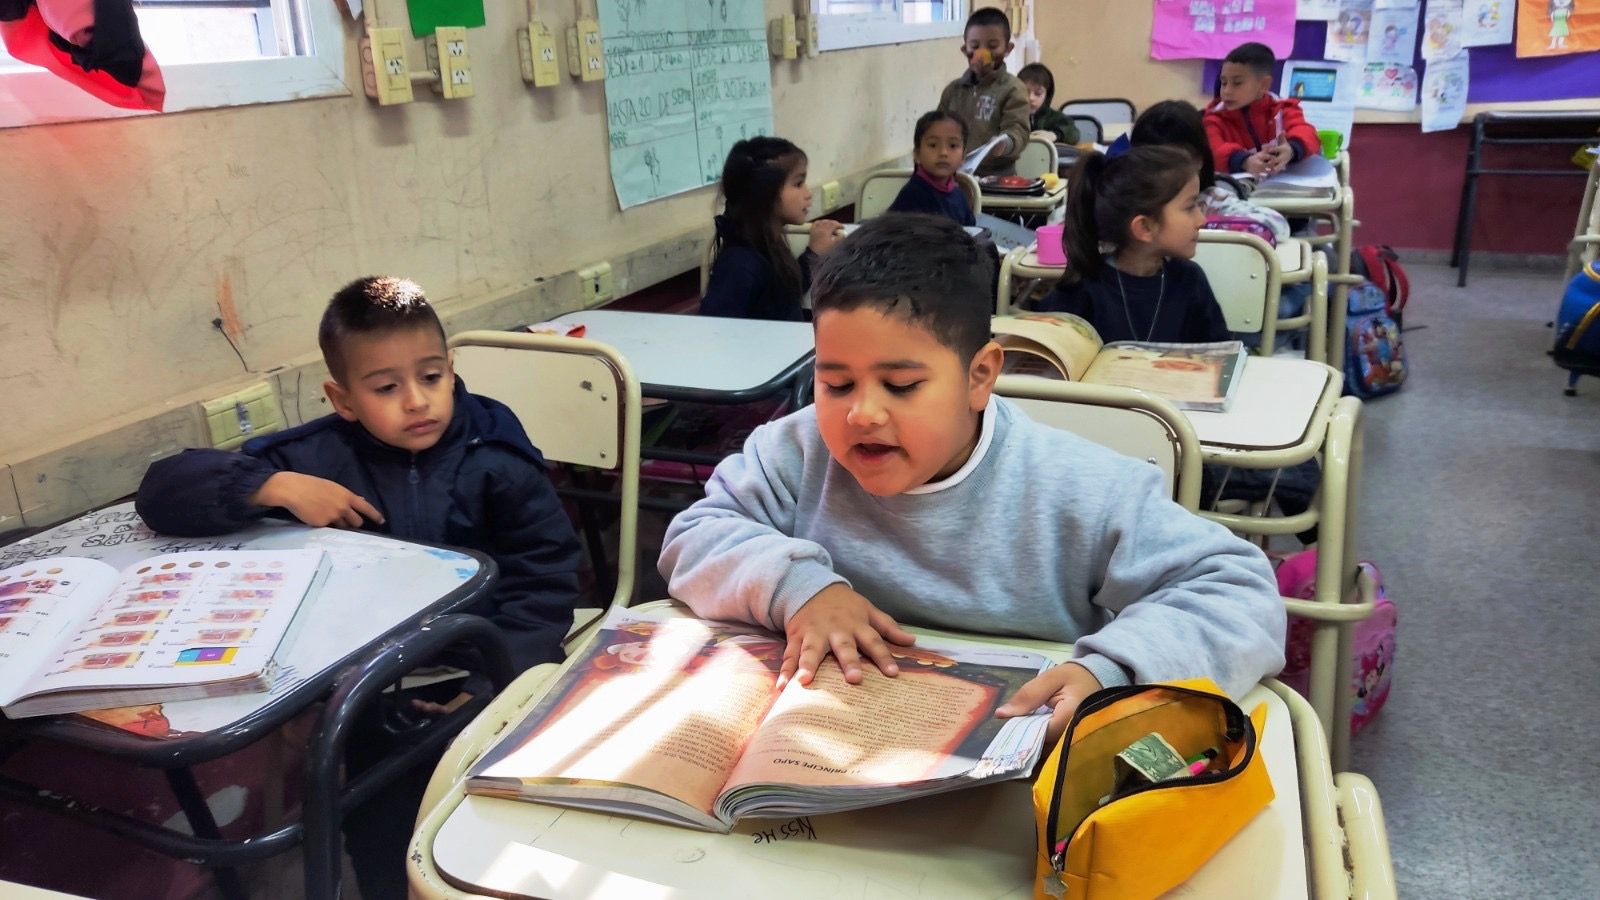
(701, 137), (842, 320)
(888, 111), (976, 227)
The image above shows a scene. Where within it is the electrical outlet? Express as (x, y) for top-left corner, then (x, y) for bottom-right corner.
(202, 383), (285, 450)
(426, 27), (473, 99)
(577, 262), (614, 305)
(360, 27), (414, 105)
(567, 18), (605, 81)
(768, 14), (797, 59)
(820, 180), (842, 211)
(520, 21), (561, 86)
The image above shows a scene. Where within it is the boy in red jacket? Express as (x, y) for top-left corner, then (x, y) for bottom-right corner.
(1203, 41), (1321, 177)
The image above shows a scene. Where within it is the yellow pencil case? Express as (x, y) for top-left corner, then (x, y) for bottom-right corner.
(1031, 678), (1273, 900)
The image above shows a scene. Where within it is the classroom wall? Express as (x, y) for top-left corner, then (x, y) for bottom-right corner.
(0, 0), (959, 468)
(1036, 3), (1593, 255)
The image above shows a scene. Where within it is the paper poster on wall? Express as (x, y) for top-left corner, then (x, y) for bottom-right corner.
(1149, 0), (1298, 61)
(1517, 0), (1599, 56)
(1373, 0), (1420, 8)
(1461, 0), (1514, 44)
(1300, 0), (1342, 19)
(1368, 5), (1422, 62)
(1421, 49), (1470, 130)
(1282, 59), (1358, 147)
(1422, 0), (1466, 59)
(1325, 0), (1376, 60)
(598, 0), (775, 209)
(1357, 62), (1421, 108)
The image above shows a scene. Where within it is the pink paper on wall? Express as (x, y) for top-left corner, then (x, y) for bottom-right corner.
(1150, 0), (1299, 60)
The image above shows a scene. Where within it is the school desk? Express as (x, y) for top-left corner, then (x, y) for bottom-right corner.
(405, 602), (1396, 899)
(549, 310), (815, 406)
(1190, 358), (1370, 771)
(0, 504), (503, 900)
(978, 179), (1068, 219)
(1452, 110), (1600, 287)
(1251, 152), (1357, 376)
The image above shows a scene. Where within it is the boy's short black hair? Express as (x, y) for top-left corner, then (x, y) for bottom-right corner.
(914, 109), (968, 145)
(1224, 41), (1275, 76)
(964, 6), (1011, 42)
(318, 276), (447, 382)
(811, 214), (994, 363)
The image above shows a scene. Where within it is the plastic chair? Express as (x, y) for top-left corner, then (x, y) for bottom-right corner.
(1192, 230), (1286, 356)
(1065, 113), (1102, 145)
(1014, 136), (1058, 180)
(448, 331), (643, 646)
(1061, 97), (1135, 139)
(993, 376), (1201, 511)
(1564, 162), (1600, 284)
(857, 168), (981, 220)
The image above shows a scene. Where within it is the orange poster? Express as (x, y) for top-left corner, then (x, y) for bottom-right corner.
(1517, 0), (1600, 56)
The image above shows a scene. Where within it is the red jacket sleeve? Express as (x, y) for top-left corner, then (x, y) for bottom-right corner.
(1203, 110), (1245, 172)
(1278, 99), (1322, 158)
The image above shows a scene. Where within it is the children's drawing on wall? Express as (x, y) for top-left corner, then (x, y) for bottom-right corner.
(1421, 50), (1469, 131)
(1518, 0), (1597, 54)
(1422, 0), (1465, 60)
(1326, 0), (1375, 60)
(1369, 5), (1421, 63)
(1357, 62), (1420, 109)
(1462, 0), (1514, 44)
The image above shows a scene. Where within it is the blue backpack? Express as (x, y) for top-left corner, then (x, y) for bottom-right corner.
(1344, 282), (1408, 398)
(1552, 262), (1600, 395)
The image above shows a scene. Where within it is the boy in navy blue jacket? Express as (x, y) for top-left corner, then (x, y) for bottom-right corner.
(136, 276), (582, 674)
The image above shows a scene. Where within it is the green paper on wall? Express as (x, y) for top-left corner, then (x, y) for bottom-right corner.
(406, 0), (485, 38)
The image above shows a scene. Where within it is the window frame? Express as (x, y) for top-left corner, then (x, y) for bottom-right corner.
(0, 0), (347, 130)
(811, 0), (966, 53)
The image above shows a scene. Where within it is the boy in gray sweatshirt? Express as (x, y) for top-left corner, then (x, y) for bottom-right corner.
(659, 214), (1284, 739)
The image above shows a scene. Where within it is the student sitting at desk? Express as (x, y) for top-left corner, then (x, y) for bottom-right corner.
(136, 276), (582, 672)
(1204, 41), (1321, 177)
(888, 111), (977, 227)
(1132, 99), (1290, 242)
(1017, 62), (1080, 146)
(659, 214), (1284, 738)
(1037, 145), (1230, 344)
(701, 136), (842, 321)
(937, 6), (1030, 177)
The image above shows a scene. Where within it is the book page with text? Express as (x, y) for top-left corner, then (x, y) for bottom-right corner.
(471, 614), (784, 818)
(0, 558), (118, 705)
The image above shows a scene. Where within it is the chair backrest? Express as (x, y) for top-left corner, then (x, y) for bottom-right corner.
(1061, 98), (1136, 136)
(1193, 230), (1281, 352)
(1065, 114), (1102, 145)
(993, 376), (1201, 510)
(859, 168), (983, 221)
(448, 331), (643, 620)
(1016, 137), (1058, 180)
(700, 224), (814, 295)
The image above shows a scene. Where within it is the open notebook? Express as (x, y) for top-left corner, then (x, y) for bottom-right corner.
(0, 550), (326, 717)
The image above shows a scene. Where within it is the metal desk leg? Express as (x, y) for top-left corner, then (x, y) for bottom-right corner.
(164, 767), (247, 900)
(1452, 115), (1486, 287)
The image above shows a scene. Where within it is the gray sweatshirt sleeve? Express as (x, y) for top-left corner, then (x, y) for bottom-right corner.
(658, 425), (847, 631)
(1072, 462), (1286, 698)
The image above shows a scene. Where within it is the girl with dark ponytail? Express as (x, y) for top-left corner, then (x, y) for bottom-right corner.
(702, 137), (842, 320)
(1039, 145), (1231, 344)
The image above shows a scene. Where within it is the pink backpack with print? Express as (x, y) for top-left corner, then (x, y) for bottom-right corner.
(1275, 550), (1396, 737)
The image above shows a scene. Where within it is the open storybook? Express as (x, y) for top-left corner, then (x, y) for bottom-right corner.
(992, 312), (1247, 412)
(465, 606), (1054, 833)
(0, 550), (327, 718)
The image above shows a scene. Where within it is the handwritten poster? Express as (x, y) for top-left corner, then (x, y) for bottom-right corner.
(1516, 0), (1600, 57)
(1422, 0), (1465, 60)
(1150, 0), (1297, 60)
(1357, 62), (1420, 109)
(1326, 0), (1376, 59)
(1369, 5), (1421, 63)
(598, 0), (775, 209)
(1462, 0), (1514, 45)
(1421, 50), (1469, 130)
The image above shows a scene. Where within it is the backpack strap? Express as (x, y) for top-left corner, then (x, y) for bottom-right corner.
(1378, 245), (1408, 315)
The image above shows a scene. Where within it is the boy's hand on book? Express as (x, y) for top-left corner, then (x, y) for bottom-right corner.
(780, 584), (916, 688)
(251, 472), (384, 529)
(995, 662), (1103, 743)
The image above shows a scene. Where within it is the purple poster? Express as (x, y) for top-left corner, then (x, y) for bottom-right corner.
(1151, 0), (1299, 61)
